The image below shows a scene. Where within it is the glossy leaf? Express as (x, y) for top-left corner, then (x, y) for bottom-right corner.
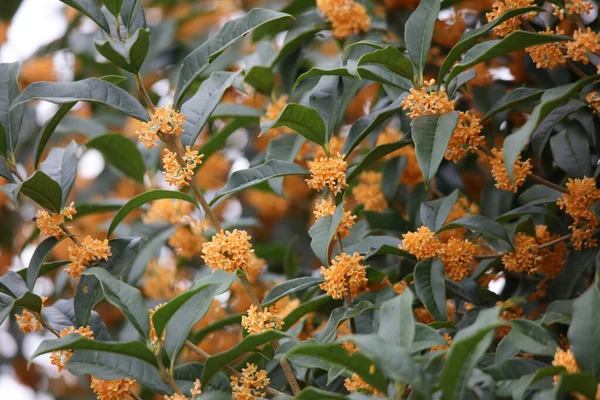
(314, 301), (378, 343)
(439, 215), (511, 245)
(506, 319), (558, 356)
(358, 45), (413, 80)
(346, 140), (412, 183)
(259, 103), (326, 147)
(262, 277), (324, 307)
(95, 28), (150, 73)
(550, 127), (591, 178)
(308, 203), (344, 266)
(482, 87), (543, 121)
(378, 289), (415, 348)
(420, 189), (459, 232)
(39, 141), (78, 207)
(33, 103), (75, 169)
(414, 258), (448, 321)
(27, 236), (68, 291)
(86, 133), (146, 183)
(19, 170), (63, 213)
(59, 0), (110, 32)
(404, 0), (440, 80)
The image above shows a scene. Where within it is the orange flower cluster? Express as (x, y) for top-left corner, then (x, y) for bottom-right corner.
(36, 202), (77, 238)
(566, 28), (600, 64)
(313, 199), (356, 239)
(142, 258), (186, 300)
(429, 332), (453, 353)
(231, 363), (270, 400)
(526, 26), (599, 69)
(319, 252), (368, 300)
(16, 296), (47, 333)
(496, 301), (523, 338)
(397, 145), (424, 187)
(149, 303), (166, 348)
(90, 377), (136, 400)
(169, 219), (210, 258)
(66, 236), (112, 278)
(50, 326), (94, 372)
(535, 225), (568, 279)
(241, 305), (284, 334)
(557, 177), (600, 250)
(137, 106), (185, 149)
(306, 153), (348, 194)
(485, 0), (536, 37)
(400, 226), (440, 260)
(445, 111), (485, 162)
(162, 147), (204, 189)
(201, 229), (254, 273)
(376, 127), (405, 160)
(502, 232), (539, 274)
(392, 280), (407, 294)
(401, 80), (455, 119)
(565, 0), (593, 15)
(344, 373), (383, 396)
(143, 199), (194, 225)
(438, 238), (477, 281)
(526, 28), (566, 70)
(552, 347), (580, 375)
(316, 0), (371, 39)
(587, 91), (600, 114)
(489, 148), (532, 193)
(353, 171), (388, 212)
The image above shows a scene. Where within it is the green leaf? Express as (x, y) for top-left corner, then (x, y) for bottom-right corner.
(411, 111), (459, 186)
(18, 261), (69, 282)
(568, 269), (600, 379)
(378, 289), (415, 348)
(95, 28), (150, 73)
(550, 127), (591, 178)
(357, 45), (413, 81)
(42, 299), (111, 340)
(210, 160), (308, 206)
(180, 71), (240, 147)
(244, 65), (275, 95)
(511, 366), (564, 399)
(121, 0), (146, 34)
(59, 0), (110, 33)
(483, 358), (548, 381)
(446, 31), (571, 83)
(440, 307), (503, 399)
(12, 78), (150, 122)
(282, 294), (332, 330)
(0, 62), (23, 153)
(82, 267), (150, 338)
(39, 141), (78, 207)
(262, 277), (324, 307)
(554, 372), (599, 399)
(107, 190), (199, 237)
(346, 140), (412, 183)
(438, 7), (544, 82)
(259, 103), (326, 147)
(33, 103), (75, 169)
(314, 301), (378, 343)
(293, 67), (353, 91)
(198, 118), (254, 162)
(404, 0), (440, 81)
(189, 313), (243, 344)
(412, 322), (448, 352)
(439, 215), (511, 245)
(531, 100), (587, 158)
(309, 76), (344, 142)
(86, 133), (145, 183)
(19, 170), (63, 213)
(420, 189), (459, 231)
(202, 330), (288, 385)
(174, 8), (293, 107)
(126, 226), (176, 285)
(103, 0), (123, 16)
(27, 236), (68, 291)
(342, 96), (405, 156)
(506, 319), (558, 356)
(296, 387), (348, 400)
(414, 258), (448, 321)
(549, 248), (597, 300)
(210, 103), (262, 121)
(174, 363), (230, 395)
(285, 342), (388, 393)
(541, 299), (573, 326)
(309, 203), (344, 266)
(482, 88), (543, 121)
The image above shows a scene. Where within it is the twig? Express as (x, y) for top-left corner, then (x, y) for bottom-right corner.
(128, 390), (143, 400)
(156, 353), (183, 395)
(528, 174), (568, 194)
(135, 73), (155, 111)
(474, 232), (574, 260)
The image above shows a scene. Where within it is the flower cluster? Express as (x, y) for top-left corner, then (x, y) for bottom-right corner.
(137, 106), (185, 149)
(169, 219), (210, 259)
(525, 28), (566, 70)
(241, 305), (284, 334)
(306, 153), (348, 194)
(485, 0), (536, 37)
(143, 199), (194, 225)
(566, 28), (600, 64)
(319, 252), (368, 300)
(565, 0), (593, 15)
(15, 310), (42, 333)
(201, 229), (254, 273)
(376, 127), (405, 160)
(445, 111), (485, 162)
(401, 79), (455, 119)
(149, 303), (166, 348)
(535, 225), (568, 279)
(90, 377), (136, 400)
(489, 148), (532, 193)
(313, 199), (356, 239)
(557, 177), (600, 250)
(400, 226), (440, 260)
(353, 171), (388, 212)
(66, 236), (112, 278)
(552, 347), (580, 375)
(36, 202), (76, 238)
(344, 373), (383, 396)
(502, 232), (539, 274)
(162, 147), (204, 189)
(231, 363), (270, 400)
(587, 91), (600, 114)
(526, 26), (599, 69)
(316, 0), (371, 39)
(50, 326), (94, 372)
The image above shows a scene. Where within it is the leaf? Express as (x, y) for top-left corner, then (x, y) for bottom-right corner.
(244, 65), (275, 95)
(82, 267), (150, 339)
(19, 170), (63, 213)
(103, 0), (123, 16)
(411, 111), (459, 185)
(296, 387), (348, 400)
(210, 103), (262, 121)
(446, 31), (570, 83)
(86, 133), (145, 183)
(495, 204), (557, 223)
(285, 342), (388, 393)
(314, 301), (378, 343)
(342, 96), (405, 156)
(0, 62), (23, 153)
(412, 322), (448, 352)
(346, 140), (412, 183)
(414, 258), (447, 321)
(121, 0), (146, 34)
(126, 226), (176, 285)
(33, 103), (75, 169)
(189, 313), (243, 344)
(503, 75), (600, 179)
(0, 123), (6, 157)
(210, 160), (308, 206)
(420, 189), (459, 231)
(482, 88), (543, 121)
(439, 307), (503, 399)
(550, 128), (591, 178)
(308, 203), (344, 266)
(282, 294), (332, 329)
(554, 372), (599, 399)
(27, 236), (68, 291)
(202, 330), (288, 385)
(378, 289), (415, 348)
(18, 261), (69, 283)
(107, 190), (199, 237)
(549, 248), (597, 300)
(59, 0), (110, 33)
(357, 45), (413, 81)
(404, 0), (440, 81)
(439, 215), (511, 245)
(174, 8), (293, 106)
(262, 277), (324, 307)
(506, 319), (558, 356)
(259, 104), (326, 147)
(0, 271), (28, 298)
(531, 100), (587, 158)
(511, 366), (564, 399)
(309, 76), (344, 142)
(39, 141), (78, 207)
(180, 71), (240, 147)
(568, 269), (600, 379)
(198, 118), (253, 162)
(173, 363), (230, 394)
(12, 78), (150, 122)
(95, 28), (150, 73)
(293, 67), (354, 91)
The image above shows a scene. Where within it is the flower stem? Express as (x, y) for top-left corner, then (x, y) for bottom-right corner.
(156, 353), (183, 395)
(134, 73), (155, 111)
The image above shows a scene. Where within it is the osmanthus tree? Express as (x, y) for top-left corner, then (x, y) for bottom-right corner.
(0, 0), (600, 399)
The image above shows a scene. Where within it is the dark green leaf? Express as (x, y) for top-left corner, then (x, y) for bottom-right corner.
(59, 0), (110, 32)
(198, 118), (253, 161)
(309, 203), (344, 266)
(103, 0), (123, 17)
(549, 248), (597, 300)
(33, 103), (75, 169)
(378, 289), (415, 348)
(27, 236), (68, 291)
(309, 76), (344, 142)
(19, 170), (63, 213)
(554, 372), (598, 399)
(210, 103), (262, 121)
(95, 28), (150, 73)
(506, 319), (558, 356)
(420, 189), (459, 231)
(414, 258), (447, 321)
(531, 100), (587, 158)
(314, 301), (377, 343)
(262, 277), (324, 307)
(296, 387), (348, 400)
(404, 0), (440, 81)
(550, 128), (591, 178)
(346, 140), (411, 183)
(39, 141), (78, 207)
(244, 66), (275, 95)
(189, 313), (243, 344)
(86, 133), (145, 183)
(0, 62), (22, 153)
(127, 226), (176, 285)
(482, 88), (543, 121)
(283, 294), (332, 330)
(259, 103), (326, 147)
(358, 45), (413, 81)
(121, 0), (146, 34)
(439, 215), (511, 245)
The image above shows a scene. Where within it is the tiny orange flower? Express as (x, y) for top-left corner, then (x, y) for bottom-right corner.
(486, 0), (536, 37)
(149, 303), (166, 348)
(90, 376), (136, 400)
(201, 229), (254, 273)
(526, 28), (566, 70)
(162, 147), (204, 189)
(50, 326), (94, 372)
(66, 236), (111, 279)
(502, 232), (539, 274)
(445, 111), (485, 162)
(353, 171), (388, 212)
(438, 238), (476, 281)
(306, 153), (348, 194)
(15, 310), (42, 333)
(316, 0), (371, 39)
(241, 305), (284, 334)
(587, 91), (600, 114)
(490, 148), (532, 193)
(231, 363), (270, 400)
(319, 252), (368, 300)
(566, 28), (600, 64)
(401, 79), (455, 119)
(313, 199), (357, 239)
(557, 177), (600, 250)
(36, 202), (77, 238)
(137, 106), (186, 149)
(400, 226), (440, 260)
(552, 347), (581, 381)
(344, 373), (384, 396)
(565, 0), (593, 15)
